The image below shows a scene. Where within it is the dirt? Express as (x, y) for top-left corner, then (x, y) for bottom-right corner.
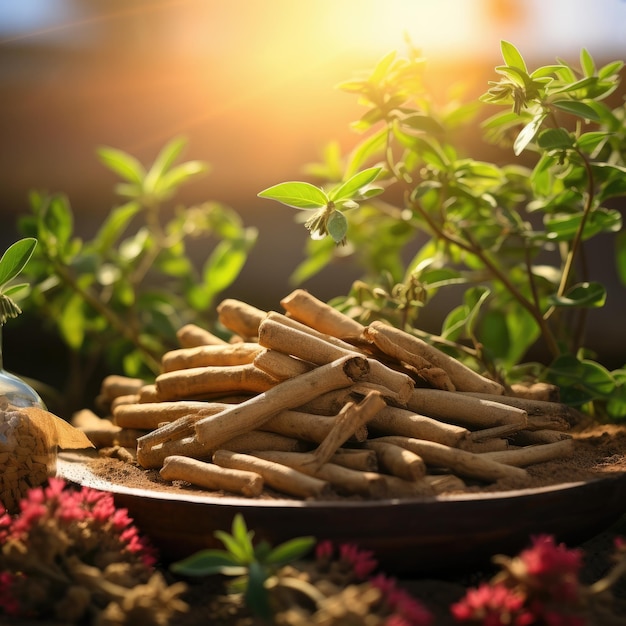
(89, 420), (626, 498)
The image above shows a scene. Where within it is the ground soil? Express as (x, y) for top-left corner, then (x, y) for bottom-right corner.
(81, 419), (626, 625)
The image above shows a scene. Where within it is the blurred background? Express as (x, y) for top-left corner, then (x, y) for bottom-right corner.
(0, 0), (625, 390)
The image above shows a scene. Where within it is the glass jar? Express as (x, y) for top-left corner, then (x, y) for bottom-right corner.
(0, 325), (50, 512)
(0, 325), (45, 409)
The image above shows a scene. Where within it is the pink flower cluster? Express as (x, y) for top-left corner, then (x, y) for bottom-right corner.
(0, 478), (156, 618)
(452, 535), (587, 626)
(0, 477), (155, 567)
(315, 540), (433, 626)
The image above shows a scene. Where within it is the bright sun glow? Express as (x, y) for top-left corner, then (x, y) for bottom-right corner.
(320, 0), (482, 58)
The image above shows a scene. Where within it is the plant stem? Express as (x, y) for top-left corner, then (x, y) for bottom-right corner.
(544, 147), (595, 320)
(381, 122), (560, 358)
(407, 196), (561, 357)
(48, 256), (161, 373)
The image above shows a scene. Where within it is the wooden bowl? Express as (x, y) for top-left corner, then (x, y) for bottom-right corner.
(57, 452), (626, 576)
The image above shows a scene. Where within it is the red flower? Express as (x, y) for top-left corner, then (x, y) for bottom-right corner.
(451, 582), (533, 626)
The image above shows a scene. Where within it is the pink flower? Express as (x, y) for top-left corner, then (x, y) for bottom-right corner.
(519, 535), (582, 602)
(371, 574), (433, 626)
(315, 539), (334, 561)
(338, 543), (378, 579)
(451, 582), (533, 626)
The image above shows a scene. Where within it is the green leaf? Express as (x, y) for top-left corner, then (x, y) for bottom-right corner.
(606, 375), (626, 420)
(344, 128), (386, 178)
(0, 238), (37, 289)
(514, 113), (546, 156)
(329, 166), (382, 202)
(500, 41), (527, 72)
(244, 561), (271, 619)
(58, 293), (86, 349)
(598, 60), (624, 80)
(580, 48), (596, 77)
(289, 238), (335, 284)
(545, 208), (622, 241)
(441, 304), (468, 342)
(537, 128), (574, 150)
(2, 283), (29, 298)
(265, 536), (315, 566)
(258, 182), (328, 209)
(551, 100), (602, 122)
(170, 549), (245, 576)
(144, 136), (187, 193)
(93, 202), (141, 254)
(42, 195), (75, 257)
(200, 233), (256, 303)
(401, 113), (446, 135)
(231, 514), (256, 562)
(97, 146), (145, 184)
(327, 211), (348, 244)
(213, 530), (251, 564)
(548, 282), (606, 308)
(464, 286), (490, 337)
(576, 131), (610, 153)
(547, 354), (616, 405)
(155, 160), (209, 195)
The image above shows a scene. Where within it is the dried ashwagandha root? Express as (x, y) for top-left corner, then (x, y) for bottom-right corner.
(0, 401), (94, 512)
(85, 289), (582, 502)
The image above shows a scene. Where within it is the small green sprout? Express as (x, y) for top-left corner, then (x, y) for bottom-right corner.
(171, 513), (317, 620)
(258, 165), (384, 243)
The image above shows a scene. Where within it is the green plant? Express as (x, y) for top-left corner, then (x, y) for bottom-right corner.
(258, 41), (626, 419)
(171, 513), (316, 620)
(18, 137), (257, 410)
(0, 238), (37, 326)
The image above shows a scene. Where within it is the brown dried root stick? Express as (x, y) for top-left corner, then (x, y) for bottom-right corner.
(265, 311), (362, 353)
(193, 355), (370, 449)
(365, 321), (505, 394)
(160, 455), (264, 497)
(364, 441), (426, 481)
(253, 348), (314, 381)
(137, 430), (304, 469)
(280, 288), (365, 340)
(216, 298), (267, 339)
(459, 392), (579, 428)
(329, 448), (378, 472)
(72, 409), (144, 448)
(113, 401), (226, 430)
(367, 405), (471, 448)
(373, 435), (529, 483)
(176, 323), (229, 347)
(155, 363), (278, 401)
(161, 343), (264, 372)
(261, 409), (368, 444)
(258, 317), (415, 404)
(407, 388), (528, 429)
(480, 438), (575, 466)
(363, 322), (455, 391)
(252, 450), (387, 498)
(307, 390), (387, 471)
(212, 449), (334, 499)
(99, 375), (146, 403)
